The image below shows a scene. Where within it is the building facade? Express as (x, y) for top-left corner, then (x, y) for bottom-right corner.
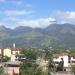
(53, 53), (75, 71)
(0, 48), (22, 57)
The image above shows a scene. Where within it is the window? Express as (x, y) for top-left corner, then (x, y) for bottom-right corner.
(72, 61), (75, 63)
(73, 56), (75, 59)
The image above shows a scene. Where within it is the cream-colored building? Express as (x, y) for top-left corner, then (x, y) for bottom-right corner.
(0, 48), (22, 57)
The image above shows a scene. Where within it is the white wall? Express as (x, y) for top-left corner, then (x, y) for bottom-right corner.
(11, 55), (16, 61)
(53, 55), (69, 67)
(63, 56), (68, 67)
(71, 57), (75, 61)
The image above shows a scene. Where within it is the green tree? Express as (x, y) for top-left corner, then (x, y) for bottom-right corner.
(34, 67), (50, 75)
(20, 60), (38, 75)
(0, 66), (6, 75)
(21, 48), (38, 60)
(71, 65), (75, 75)
(3, 56), (10, 62)
(20, 48), (56, 75)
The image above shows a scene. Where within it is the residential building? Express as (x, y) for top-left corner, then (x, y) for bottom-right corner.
(53, 52), (75, 71)
(11, 54), (26, 62)
(4, 61), (22, 75)
(0, 48), (22, 57)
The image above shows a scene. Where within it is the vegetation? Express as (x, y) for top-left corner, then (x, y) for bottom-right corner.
(20, 48), (75, 75)
(1, 23), (75, 48)
(21, 48), (38, 60)
(2, 56), (10, 62)
(20, 48), (56, 75)
(71, 65), (75, 75)
(0, 66), (6, 75)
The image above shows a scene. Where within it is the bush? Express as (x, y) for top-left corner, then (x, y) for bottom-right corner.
(71, 65), (75, 75)
(0, 66), (7, 75)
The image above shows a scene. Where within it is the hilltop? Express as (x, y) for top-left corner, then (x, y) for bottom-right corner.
(0, 23), (75, 48)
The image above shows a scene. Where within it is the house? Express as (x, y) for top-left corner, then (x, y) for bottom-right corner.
(53, 53), (69, 67)
(53, 53), (72, 71)
(68, 53), (75, 65)
(11, 48), (21, 55)
(4, 61), (22, 75)
(0, 48), (22, 57)
(3, 48), (12, 57)
(11, 54), (26, 62)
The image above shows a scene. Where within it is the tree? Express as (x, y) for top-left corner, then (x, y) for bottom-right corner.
(20, 48), (56, 75)
(3, 56), (10, 62)
(21, 48), (38, 60)
(0, 66), (7, 75)
(20, 60), (38, 75)
(71, 65), (75, 75)
(34, 67), (50, 75)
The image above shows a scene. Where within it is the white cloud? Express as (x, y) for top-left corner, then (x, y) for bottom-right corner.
(52, 11), (75, 24)
(0, 22), (4, 25)
(15, 18), (55, 28)
(2, 10), (75, 28)
(10, 0), (24, 5)
(0, 10), (33, 17)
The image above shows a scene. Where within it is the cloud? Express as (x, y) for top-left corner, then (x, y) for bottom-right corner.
(52, 11), (75, 24)
(0, 17), (55, 28)
(0, 22), (4, 25)
(10, 0), (24, 5)
(2, 10), (75, 28)
(14, 1), (32, 7)
(15, 18), (55, 28)
(0, 10), (33, 17)
(7, 0), (32, 8)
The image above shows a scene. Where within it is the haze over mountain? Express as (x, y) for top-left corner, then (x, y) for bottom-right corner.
(0, 23), (75, 49)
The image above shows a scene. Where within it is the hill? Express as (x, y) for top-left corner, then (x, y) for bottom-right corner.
(0, 23), (75, 48)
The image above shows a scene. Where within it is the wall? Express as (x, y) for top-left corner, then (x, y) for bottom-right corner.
(53, 55), (69, 67)
(3, 48), (11, 57)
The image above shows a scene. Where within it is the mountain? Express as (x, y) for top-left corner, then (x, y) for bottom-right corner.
(0, 23), (75, 48)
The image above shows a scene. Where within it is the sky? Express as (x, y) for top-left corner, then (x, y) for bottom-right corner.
(0, 0), (75, 28)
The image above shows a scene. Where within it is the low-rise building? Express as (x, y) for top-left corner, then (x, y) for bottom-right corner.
(11, 54), (26, 62)
(0, 48), (22, 57)
(4, 61), (22, 75)
(53, 52), (75, 71)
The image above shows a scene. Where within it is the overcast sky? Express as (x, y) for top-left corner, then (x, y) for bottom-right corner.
(0, 0), (75, 28)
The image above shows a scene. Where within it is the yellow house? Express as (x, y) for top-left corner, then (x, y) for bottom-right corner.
(3, 48), (11, 57)
(0, 48), (22, 57)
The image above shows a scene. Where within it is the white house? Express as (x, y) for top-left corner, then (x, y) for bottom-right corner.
(53, 53), (72, 71)
(11, 54), (26, 62)
(53, 53), (69, 67)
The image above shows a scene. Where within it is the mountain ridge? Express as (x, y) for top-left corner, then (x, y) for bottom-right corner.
(0, 23), (75, 48)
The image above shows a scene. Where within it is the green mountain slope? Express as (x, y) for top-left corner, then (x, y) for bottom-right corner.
(0, 23), (75, 48)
